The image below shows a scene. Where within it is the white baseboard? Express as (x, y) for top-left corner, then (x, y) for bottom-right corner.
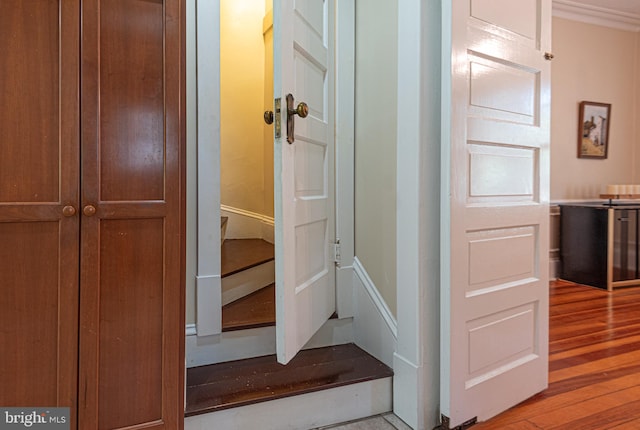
(196, 275), (221, 336)
(186, 317), (354, 367)
(186, 323), (197, 336)
(222, 260), (275, 305)
(352, 257), (397, 368)
(221, 205), (274, 243)
(185, 377), (392, 430)
(393, 352), (422, 430)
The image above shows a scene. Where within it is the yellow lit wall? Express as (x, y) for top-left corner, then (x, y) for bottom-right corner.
(263, 4), (274, 218)
(220, 0), (268, 215)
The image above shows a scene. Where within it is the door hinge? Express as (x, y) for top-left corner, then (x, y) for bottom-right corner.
(333, 239), (341, 267)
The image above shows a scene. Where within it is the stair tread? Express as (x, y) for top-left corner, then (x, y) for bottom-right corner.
(222, 284), (275, 332)
(185, 343), (393, 417)
(222, 239), (274, 278)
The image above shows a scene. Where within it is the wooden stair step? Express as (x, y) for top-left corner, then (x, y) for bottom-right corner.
(222, 239), (274, 278)
(221, 284), (338, 332)
(222, 283), (275, 332)
(184, 343), (393, 417)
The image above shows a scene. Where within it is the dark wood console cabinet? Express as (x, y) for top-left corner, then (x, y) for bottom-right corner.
(561, 203), (640, 290)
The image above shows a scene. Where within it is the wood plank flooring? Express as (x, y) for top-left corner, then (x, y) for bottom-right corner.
(473, 280), (640, 430)
(185, 343), (394, 417)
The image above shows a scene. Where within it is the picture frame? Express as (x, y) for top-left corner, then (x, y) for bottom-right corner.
(577, 101), (611, 159)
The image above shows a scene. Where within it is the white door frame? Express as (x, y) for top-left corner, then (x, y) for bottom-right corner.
(394, 0), (442, 429)
(193, 0), (223, 337)
(189, 0), (356, 337)
(188, 1), (440, 428)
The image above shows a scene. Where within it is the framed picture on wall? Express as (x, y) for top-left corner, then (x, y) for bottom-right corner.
(578, 101), (611, 159)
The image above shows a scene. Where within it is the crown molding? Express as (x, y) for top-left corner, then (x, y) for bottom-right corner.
(553, 0), (640, 32)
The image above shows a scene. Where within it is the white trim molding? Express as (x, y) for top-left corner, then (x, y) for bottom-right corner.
(185, 376), (391, 430)
(393, 352), (423, 430)
(194, 0), (222, 338)
(352, 257), (397, 369)
(186, 323), (197, 336)
(353, 258), (397, 338)
(335, 0), (356, 319)
(220, 205), (275, 243)
(186, 318), (354, 368)
(395, 0), (442, 428)
(553, 0), (640, 32)
(196, 275), (222, 336)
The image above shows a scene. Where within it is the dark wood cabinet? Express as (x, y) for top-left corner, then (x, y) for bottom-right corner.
(0, 2), (185, 429)
(561, 203), (640, 291)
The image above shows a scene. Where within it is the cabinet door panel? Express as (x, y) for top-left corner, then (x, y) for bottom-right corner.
(0, 2), (80, 428)
(0, 222), (63, 404)
(0, 0), (60, 203)
(98, 0), (165, 202)
(97, 219), (164, 429)
(79, 0), (185, 429)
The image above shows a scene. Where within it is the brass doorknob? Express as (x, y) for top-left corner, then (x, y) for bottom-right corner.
(289, 102), (308, 118)
(62, 205), (76, 217)
(285, 94), (308, 144)
(264, 110), (274, 125)
(544, 52), (554, 61)
(83, 205), (97, 217)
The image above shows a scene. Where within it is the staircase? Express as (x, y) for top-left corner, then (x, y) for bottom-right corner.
(222, 283), (275, 331)
(184, 343), (393, 430)
(185, 239), (393, 429)
(221, 238), (275, 305)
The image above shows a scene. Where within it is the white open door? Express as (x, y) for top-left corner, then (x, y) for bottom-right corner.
(441, 0), (551, 426)
(273, 0), (336, 365)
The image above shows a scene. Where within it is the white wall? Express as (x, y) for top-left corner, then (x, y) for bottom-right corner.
(354, 0), (398, 316)
(551, 17), (640, 200)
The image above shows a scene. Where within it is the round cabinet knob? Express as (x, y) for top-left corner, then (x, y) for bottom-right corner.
(264, 110), (274, 125)
(83, 205), (97, 217)
(62, 205), (76, 217)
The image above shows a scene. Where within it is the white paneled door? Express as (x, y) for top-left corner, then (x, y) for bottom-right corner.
(274, 0), (336, 365)
(441, 0), (551, 426)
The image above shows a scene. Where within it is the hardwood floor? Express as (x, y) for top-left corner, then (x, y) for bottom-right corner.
(474, 280), (640, 430)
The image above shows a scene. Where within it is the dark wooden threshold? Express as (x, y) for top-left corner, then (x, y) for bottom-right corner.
(222, 239), (274, 277)
(185, 343), (393, 417)
(222, 283), (275, 332)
